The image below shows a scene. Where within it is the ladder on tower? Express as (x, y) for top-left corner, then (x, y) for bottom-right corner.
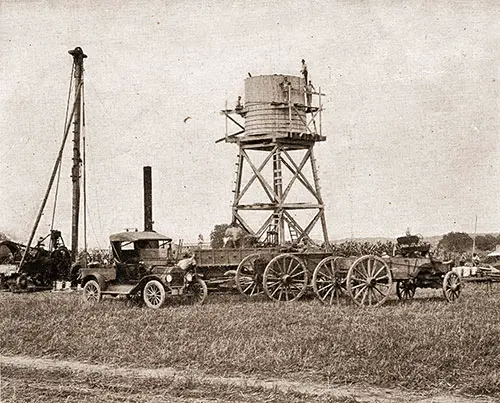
(289, 224), (299, 244)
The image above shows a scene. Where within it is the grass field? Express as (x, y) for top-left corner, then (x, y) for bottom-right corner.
(1, 284), (499, 400)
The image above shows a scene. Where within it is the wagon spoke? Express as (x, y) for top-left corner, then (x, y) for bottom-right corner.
(242, 282), (254, 294)
(373, 284), (388, 296)
(321, 285), (334, 300)
(288, 264), (302, 275)
(271, 285), (281, 297)
(354, 284), (367, 300)
(360, 288), (369, 305)
(266, 280), (281, 288)
(289, 270), (306, 279)
(269, 267), (280, 277)
(284, 287), (290, 301)
(267, 281), (280, 292)
(368, 259), (375, 276)
(329, 290), (335, 304)
(373, 266), (386, 279)
(354, 267), (368, 278)
(358, 260), (366, 273)
(248, 283), (258, 296)
(318, 283), (333, 293)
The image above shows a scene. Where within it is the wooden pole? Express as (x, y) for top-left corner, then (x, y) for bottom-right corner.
(318, 86), (322, 136)
(472, 215), (478, 257)
(69, 47), (87, 260)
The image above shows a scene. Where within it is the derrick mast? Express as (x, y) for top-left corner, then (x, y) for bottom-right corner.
(68, 47), (87, 258)
(222, 74), (329, 247)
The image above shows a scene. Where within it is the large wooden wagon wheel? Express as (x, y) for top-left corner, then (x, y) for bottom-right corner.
(442, 271), (461, 302)
(347, 255), (393, 307)
(312, 256), (347, 304)
(263, 253), (308, 302)
(235, 253), (269, 298)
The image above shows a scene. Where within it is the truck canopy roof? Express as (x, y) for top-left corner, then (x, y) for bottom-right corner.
(109, 231), (172, 243)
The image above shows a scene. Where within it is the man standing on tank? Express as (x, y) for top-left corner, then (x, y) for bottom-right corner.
(300, 59), (308, 83)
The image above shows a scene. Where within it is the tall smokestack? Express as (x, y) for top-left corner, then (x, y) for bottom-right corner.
(143, 166), (153, 231)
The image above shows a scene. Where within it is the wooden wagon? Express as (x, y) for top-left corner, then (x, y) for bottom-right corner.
(325, 235), (460, 306)
(193, 234), (461, 307)
(194, 247), (340, 302)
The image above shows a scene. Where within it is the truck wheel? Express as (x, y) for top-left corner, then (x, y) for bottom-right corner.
(143, 279), (166, 309)
(185, 278), (208, 305)
(82, 280), (101, 303)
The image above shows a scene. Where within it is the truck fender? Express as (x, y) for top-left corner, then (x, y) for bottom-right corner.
(81, 273), (107, 291)
(130, 275), (165, 294)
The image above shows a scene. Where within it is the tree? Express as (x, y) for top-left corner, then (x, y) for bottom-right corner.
(210, 223), (229, 248)
(438, 232), (473, 252)
(474, 234), (499, 252)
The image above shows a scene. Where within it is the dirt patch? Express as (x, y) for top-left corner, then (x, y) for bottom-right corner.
(1, 354), (495, 403)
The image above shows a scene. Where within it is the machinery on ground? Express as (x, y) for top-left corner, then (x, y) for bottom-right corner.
(0, 47), (86, 292)
(0, 230), (72, 291)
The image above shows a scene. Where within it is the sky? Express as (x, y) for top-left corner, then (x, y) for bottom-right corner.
(1, 0), (500, 248)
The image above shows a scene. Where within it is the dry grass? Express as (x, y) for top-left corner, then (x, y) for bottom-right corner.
(1, 366), (358, 403)
(1, 284), (499, 397)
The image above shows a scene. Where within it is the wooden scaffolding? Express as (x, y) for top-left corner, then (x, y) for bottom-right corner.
(220, 75), (329, 247)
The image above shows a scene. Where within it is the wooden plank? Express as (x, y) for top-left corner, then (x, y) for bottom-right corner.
(236, 203), (322, 210)
(195, 247), (281, 267)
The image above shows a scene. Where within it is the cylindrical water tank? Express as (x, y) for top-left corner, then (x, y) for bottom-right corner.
(244, 75), (306, 137)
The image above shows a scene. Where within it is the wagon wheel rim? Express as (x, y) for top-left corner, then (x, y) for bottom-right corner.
(263, 253), (308, 302)
(347, 255), (392, 307)
(83, 280), (101, 302)
(143, 280), (166, 309)
(396, 279), (416, 300)
(236, 253), (267, 298)
(443, 271), (461, 302)
(312, 256), (346, 304)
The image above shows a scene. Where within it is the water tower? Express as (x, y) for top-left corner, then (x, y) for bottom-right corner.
(220, 74), (329, 246)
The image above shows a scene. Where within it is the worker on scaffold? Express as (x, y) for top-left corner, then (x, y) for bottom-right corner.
(304, 80), (315, 107)
(235, 95), (243, 112)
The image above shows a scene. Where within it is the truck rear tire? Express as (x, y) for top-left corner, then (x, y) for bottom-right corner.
(82, 279), (102, 303)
